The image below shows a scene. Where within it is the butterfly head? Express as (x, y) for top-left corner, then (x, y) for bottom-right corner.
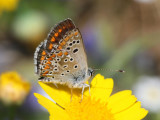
(88, 68), (94, 77)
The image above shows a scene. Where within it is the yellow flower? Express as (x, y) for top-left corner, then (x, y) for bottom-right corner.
(0, 0), (19, 15)
(0, 71), (31, 105)
(34, 74), (148, 120)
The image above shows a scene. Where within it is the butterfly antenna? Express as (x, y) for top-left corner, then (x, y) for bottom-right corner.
(93, 68), (125, 73)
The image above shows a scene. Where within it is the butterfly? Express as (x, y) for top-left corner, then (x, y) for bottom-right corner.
(34, 18), (93, 99)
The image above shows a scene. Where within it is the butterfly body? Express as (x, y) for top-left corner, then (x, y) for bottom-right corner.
(34, 18), (93, 89)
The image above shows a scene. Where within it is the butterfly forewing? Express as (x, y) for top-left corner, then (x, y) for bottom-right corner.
(45, 19), (75, 52)
(34, 18), (89, 87)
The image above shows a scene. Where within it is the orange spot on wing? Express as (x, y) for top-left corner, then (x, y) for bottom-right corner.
(75, 31), (78, 36)
(58, 29), (62, 33)
(60, 41), (66, 46)
(58, 46), (62, 50)
(52, 54), (56, 57)
(57, 51), (63, 56)
(44, 71), (49, 74)
(64, 36), (69, 41)
(51, 37), (55, 42)
(62, 26), (66, 29)
(64, 52), (68, 56)
(48, 44), (53, 50)
(41, 56), (45, 60)
(42, 71), (49, 76)
(47, 57), (53, 61)
(54, 33), (58, 37)
(45, 65), (50, 69)
(69, 33), (73, 38)
(46, 61), (51, 64)
(42, 51), (46, 55)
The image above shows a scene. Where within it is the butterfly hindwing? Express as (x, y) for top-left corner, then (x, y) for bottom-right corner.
(34, 41), (46, 75)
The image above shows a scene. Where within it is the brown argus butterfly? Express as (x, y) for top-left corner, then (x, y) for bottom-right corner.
(34, 18), (93, 99)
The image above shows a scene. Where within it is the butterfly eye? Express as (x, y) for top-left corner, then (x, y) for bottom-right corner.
(88, 68), (94, 76)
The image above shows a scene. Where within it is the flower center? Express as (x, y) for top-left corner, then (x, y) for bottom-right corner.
(65, 96), (114, 120)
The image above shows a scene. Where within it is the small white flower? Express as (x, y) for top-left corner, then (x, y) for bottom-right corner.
(133, 76), (160, 112)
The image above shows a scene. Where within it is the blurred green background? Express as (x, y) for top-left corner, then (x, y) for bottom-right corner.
(0, 0), (160, 120)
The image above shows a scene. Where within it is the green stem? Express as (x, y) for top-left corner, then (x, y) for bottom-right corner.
(9, 105), (17, 120)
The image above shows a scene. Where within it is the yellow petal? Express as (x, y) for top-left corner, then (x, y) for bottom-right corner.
(34, 93), (70, 120)
(114, 101), (148, 120)
(87, 74), (113, 101)
(38, 82), (71, 108)
(107, 90), (137, 114)
(107, 90), (132, 106)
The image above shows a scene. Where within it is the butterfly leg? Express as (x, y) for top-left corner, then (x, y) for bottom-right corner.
(53, 83), (58, 88)
(81, 83), (90, 102)
(70, 88), (73, 102)
(89, 85), (91, 96)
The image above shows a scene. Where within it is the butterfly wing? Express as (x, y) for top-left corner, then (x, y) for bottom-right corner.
(34, 19), (89, 87)
(34, 18), (75, 76)
(34, 41), (46, 75)
(58, 29), (88, 77)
